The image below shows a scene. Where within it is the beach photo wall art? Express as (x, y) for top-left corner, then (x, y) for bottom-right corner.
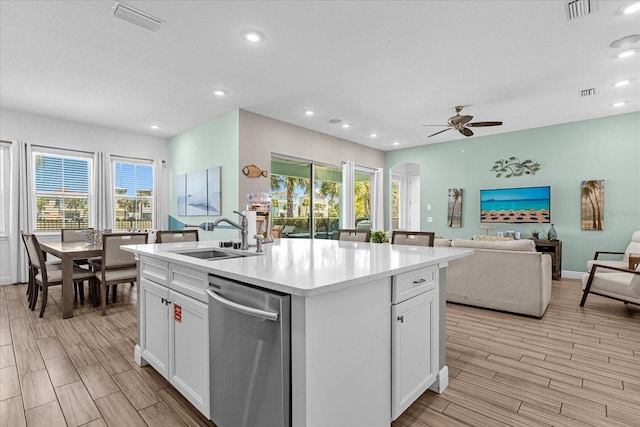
(581, 179), (604, 230)
(447, 188), (462, 228)
(480, 186), (551, 224)
(176, 166), (222, 216)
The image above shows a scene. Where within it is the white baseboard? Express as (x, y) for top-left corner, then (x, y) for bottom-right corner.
(134, 345), (148, 366)
(429, 365), (449, 393)
(561, 270), (585, 280)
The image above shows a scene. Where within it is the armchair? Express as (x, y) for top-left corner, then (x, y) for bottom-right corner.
(587, 231), (640, 272)
(580, 263), (640, 307)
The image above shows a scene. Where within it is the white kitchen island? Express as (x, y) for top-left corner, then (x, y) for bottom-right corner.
(124, 238), (471, 427)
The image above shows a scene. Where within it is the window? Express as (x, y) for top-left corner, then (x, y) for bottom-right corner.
(0, 142), (10, 235)
(32, 148), (93, 231)
(391, 178), (401, 230)
(354, 168), (372, 230)
(113, 158), (154, 230)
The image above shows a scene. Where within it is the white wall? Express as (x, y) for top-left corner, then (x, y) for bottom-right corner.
(0, 109), (169, 284)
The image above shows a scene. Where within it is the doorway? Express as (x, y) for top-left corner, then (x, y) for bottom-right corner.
(389, 162), (421, 231)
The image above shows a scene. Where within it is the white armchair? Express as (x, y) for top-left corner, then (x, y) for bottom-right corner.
(587, 231), (640, 272)
(580, 263), (640, 307)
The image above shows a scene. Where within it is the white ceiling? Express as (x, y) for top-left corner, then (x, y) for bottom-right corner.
(1, 0), (638, 151)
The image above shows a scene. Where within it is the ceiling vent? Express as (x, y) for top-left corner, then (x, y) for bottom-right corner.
(580, 88), (597, 97)
(566, 0), (593, 20)
(112, 2), (164, 32)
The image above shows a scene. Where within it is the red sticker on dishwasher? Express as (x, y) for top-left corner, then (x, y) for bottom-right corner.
(174, 304), (182, 323)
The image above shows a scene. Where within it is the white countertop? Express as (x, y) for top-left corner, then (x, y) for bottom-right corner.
(124, 239), (472, 297)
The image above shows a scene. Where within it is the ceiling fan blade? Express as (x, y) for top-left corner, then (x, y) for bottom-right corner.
(467, 121), (503, 127)
(459, 115), (473, 125)
(427, 128), (452, 138)
(459, 127), (474, 137)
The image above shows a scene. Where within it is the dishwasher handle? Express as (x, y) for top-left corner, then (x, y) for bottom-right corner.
(207, 288), (279, 322)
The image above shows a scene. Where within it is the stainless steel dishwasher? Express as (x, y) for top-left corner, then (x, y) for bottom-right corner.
(207, 275), (291, 427)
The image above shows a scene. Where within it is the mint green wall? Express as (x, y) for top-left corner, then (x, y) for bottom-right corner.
(386, 112), (640, 273)
(168, 110), (240, 240)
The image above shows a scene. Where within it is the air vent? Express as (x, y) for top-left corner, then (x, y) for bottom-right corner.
(112, 2), (164, 32)
(567, 0), (592, 20)
(580, 88), (597, 97)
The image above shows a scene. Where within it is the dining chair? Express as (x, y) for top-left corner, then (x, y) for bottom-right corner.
(21, 232), (63, 308)
(337, 229), (371, 242)
(391, 231), (435, 247)
(156, 229), (199, 243)
(94, 232), (148, 315)
(21, 232), (96, 317)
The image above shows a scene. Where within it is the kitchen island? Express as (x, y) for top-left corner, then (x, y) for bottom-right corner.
(124, 238), (471, 427)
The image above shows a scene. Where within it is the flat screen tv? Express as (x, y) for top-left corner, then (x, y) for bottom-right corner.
(480, 186), (550, 223)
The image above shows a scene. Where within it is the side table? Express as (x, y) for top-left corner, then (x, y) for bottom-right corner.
(533, 239), (562, 280)
(629, 253), (640, 270)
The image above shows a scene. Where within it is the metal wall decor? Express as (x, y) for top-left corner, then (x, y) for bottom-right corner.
(491, 157), (540, 178)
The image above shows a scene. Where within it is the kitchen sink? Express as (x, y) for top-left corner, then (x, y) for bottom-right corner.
(177, 249), (254, 261)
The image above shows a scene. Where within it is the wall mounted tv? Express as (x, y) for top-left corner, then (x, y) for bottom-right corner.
(480, 186), (550, 223)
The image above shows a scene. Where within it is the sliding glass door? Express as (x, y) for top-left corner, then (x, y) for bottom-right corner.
(271, 156), (342, 239)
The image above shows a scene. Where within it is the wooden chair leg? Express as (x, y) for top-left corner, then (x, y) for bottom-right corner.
(31, 282), (40, 312)
(580, 269), (597, 307)
(101, 283), (107, 316)
(112, 284), (117, 303)
(39, 285), (48, 318)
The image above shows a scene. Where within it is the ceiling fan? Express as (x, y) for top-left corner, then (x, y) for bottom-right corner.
(423, 105), (502, 138)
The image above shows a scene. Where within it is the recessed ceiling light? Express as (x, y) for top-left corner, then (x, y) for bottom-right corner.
(369, 132), (378, 138)
(618, 49), (637, 58)
(244, 30), (264, 42)
(150, 124), (160, 130)
(303, 109), (315, 116)
(623, 1), (640, 14)
(212, 89), (227, 96)
(341, 123), (351, 128)
(393, 141), (400, 146)
(613, 79), (633, 87)
(612, 101), (627, 107)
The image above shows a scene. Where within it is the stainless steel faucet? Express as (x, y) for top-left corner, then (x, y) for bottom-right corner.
(213, 211), (249, 250)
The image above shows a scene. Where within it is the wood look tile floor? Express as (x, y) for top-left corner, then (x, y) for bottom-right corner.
(1, 279), (638, 426)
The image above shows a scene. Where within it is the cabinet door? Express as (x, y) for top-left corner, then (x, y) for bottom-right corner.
(168, 290), (210, 419)
(140, 278), (169, 377)
(392, 288), (439, 420)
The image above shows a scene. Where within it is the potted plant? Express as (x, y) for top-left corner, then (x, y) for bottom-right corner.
(370, 231), (389, 243)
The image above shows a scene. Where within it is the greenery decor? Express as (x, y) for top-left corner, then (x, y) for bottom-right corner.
(370, 231), (388, 243)
(491, 157), (540, 178)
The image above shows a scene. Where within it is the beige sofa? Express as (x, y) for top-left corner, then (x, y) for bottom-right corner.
(437, 238), (552, 317)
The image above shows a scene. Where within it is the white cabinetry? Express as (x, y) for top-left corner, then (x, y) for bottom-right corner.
(138, 257), (210, 418)
(391, 266), (439, 420)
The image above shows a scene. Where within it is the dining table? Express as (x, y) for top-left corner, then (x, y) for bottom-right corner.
(38, 240), (103, 319)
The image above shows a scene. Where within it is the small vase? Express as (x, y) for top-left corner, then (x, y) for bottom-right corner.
(547, 224), (557, 240)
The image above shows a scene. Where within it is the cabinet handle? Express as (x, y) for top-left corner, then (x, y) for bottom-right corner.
(161, 297), (165, 304)
(397, 315), (404, 323)
(413, 278), (426, 284)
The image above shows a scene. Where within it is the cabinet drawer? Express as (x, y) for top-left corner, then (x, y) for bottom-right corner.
(170, 264), (208, 303)
(393, 265), (438, 304)
(140, 257), (169, 285)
